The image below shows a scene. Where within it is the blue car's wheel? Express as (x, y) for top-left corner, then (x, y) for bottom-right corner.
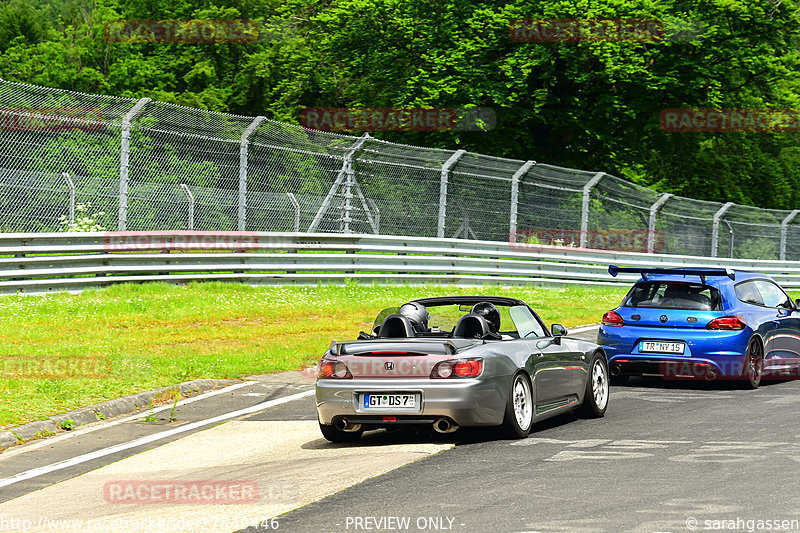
(741, 337), (763, 389)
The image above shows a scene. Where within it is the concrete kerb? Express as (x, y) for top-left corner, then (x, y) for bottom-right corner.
(0, 378), (240, 452)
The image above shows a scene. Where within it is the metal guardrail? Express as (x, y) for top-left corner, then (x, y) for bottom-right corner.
(3, 231), (800, 295)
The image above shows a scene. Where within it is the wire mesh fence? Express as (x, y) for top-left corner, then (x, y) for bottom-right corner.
(1, 78), (800, 259)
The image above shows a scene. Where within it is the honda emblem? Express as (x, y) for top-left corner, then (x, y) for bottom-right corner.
(384, 361), (395, 370)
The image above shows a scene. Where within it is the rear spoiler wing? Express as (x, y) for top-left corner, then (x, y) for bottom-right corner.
(608, 265), (735, 284)
(328, 339), (459, 356)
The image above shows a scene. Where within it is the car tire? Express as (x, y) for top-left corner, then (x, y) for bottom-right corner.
(740, 337), (763, 390)
(319, 422), (364, 442)
(578, 352), (609, 418)
(500, 372), (533, 439)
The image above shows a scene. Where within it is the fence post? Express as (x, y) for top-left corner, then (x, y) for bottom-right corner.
(239, 116), (265, 231)
(580, 172), (605, 248)
(780, 209), (800, 260)
(711, 202), (735, 257)
(62, 172), (75, 225)
(647, 193), (671, 253)
(287, 193), (300, 232)
(118, 97), (151, 231)
(437, 150), (466, 238)
(366, 198), (380, 234)
(509, 160), (535, 241)
(180, 184), (195, 230)
(308, 133), (370, 232)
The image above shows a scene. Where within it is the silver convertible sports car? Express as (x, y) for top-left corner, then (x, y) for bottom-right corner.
(316, 296), (609, 441)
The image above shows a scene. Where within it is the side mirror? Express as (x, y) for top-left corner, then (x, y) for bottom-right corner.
(551, 323), (567, 344)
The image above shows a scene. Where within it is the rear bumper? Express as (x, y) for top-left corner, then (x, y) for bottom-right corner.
(316, 376), (507, 427)
(599, 325), (750, 378)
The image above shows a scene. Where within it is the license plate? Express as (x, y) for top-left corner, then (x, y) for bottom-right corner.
(640, 341), (685, 354)
(362, 393), (416, 409)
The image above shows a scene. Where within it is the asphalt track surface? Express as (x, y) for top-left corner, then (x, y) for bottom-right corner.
(1, 327), (799, 533)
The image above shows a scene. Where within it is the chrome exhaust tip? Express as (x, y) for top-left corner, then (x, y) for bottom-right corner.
(335, 419), (362, 432)
(610, 365), (622, 376)
(705, 370), (718, 381)
(433, 417), (459, 434)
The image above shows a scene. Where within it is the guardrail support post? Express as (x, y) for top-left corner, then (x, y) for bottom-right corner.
(118, 97), (151, 231)
(308, 133), (370, 232)
(711, 201), (735, 257)
(287, 193), (300, 232)
(509, 160), (535, 241)
(62, 172), (75, 225)
(180, 184), (195, 230)
(239, 116), (265, 231)
(437, 149), (466, 238)
(647, 193), (671, 253)
(780, 209), (800, 260)
(580, 172), (605, 248)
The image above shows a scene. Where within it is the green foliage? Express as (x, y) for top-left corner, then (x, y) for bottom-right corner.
(59, 418), (75, 430)
(2, 0), (800, 209)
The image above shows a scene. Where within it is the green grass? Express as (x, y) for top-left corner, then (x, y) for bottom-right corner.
(0, 282), (627, 429)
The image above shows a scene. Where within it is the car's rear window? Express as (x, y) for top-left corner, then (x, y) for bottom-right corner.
(622, 282), (722, 310)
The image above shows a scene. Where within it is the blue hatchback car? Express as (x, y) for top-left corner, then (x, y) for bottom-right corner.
(598, 265), (800, 388)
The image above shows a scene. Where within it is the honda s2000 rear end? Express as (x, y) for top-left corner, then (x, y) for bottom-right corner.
(316, 296), (610, 442)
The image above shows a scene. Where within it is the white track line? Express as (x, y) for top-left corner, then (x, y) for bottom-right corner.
(0, 389), (315, 489)
(569, 324), (599, 334)
(0, 381), (257, 459)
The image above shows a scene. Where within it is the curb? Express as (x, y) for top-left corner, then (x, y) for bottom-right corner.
(0, 378), (240, 452)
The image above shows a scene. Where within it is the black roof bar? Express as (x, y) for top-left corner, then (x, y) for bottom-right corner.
(608, 265), (735, 284)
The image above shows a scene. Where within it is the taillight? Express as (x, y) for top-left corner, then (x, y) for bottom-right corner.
(602, 310), (625, 327)
(706, 316), (746, 330)
(318, 359), (352, 379)
(431, 358), (483, 379)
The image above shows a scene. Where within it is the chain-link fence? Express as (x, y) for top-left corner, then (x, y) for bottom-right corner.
(1, 78), (799, 259)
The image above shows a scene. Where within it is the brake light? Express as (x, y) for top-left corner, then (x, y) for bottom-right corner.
(602, 310), (625, 327)
(706, 316), (746, 330)
(318, 359), (352, 379)
(430, 358), (483, 379)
